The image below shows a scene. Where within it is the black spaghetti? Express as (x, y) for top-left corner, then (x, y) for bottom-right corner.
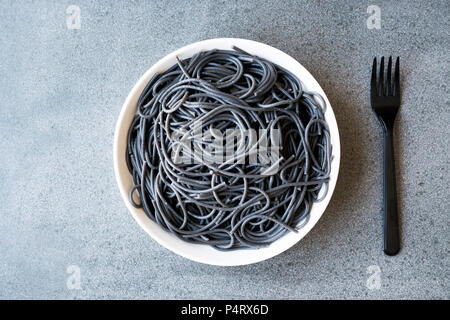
(126, 47), (331, 250)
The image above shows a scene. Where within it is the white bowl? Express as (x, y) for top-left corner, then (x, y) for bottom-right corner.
(113, 38), (340, 266)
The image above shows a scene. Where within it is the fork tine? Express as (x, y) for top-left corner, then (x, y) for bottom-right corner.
(371, 57), (377, 96)
(387, 56), (392, 96)
(394, 57), (400, 96)
(379, 57), (384, 96)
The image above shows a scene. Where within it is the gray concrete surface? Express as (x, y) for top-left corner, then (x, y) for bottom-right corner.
(0, 0), (448, 299)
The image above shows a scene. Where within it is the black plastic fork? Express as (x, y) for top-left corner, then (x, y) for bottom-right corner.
(370, 56), (401, 256)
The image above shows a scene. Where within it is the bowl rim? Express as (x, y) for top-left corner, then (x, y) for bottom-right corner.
(113, 38), (341, 266)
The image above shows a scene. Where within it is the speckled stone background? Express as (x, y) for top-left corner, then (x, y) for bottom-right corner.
(0, 0), (448, 299)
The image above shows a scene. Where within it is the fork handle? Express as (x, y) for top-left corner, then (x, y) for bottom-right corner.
(383, 127), (400, 255)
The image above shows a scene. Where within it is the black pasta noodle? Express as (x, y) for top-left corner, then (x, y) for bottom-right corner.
(126, 47), (332, 250)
